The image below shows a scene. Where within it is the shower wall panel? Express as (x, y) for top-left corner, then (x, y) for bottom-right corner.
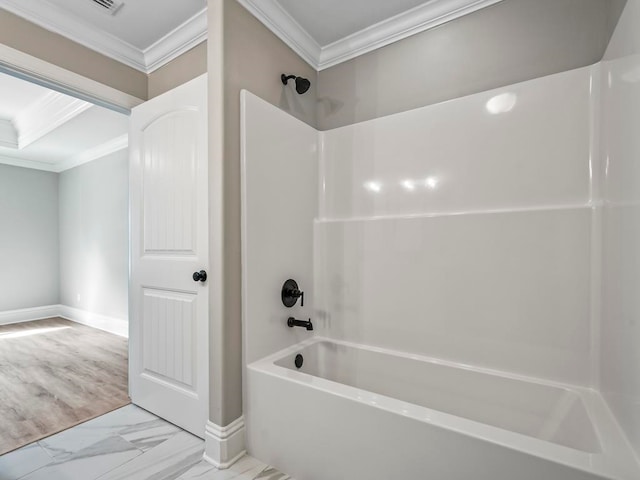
(241, 90), (319, 366)
(600, 0), (640, 459)
(316, 66), (598, 385)
(319, 66), (593, 220)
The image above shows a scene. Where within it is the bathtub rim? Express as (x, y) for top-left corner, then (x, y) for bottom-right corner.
(247, 336), (639, 480)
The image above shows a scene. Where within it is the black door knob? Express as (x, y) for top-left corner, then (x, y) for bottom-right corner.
(193, 270), (207, 282)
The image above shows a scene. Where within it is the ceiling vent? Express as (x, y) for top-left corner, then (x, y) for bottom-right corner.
(90, 0), (124, 15)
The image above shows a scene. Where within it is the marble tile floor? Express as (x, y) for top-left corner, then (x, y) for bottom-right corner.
(0, 405), (290, 480)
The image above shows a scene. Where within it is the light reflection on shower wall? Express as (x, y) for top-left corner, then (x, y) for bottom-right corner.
(315, 66), (597, 385)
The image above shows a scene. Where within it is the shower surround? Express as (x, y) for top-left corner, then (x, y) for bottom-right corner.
(240, 6), (640, 475)
(314, 66), (595, 387)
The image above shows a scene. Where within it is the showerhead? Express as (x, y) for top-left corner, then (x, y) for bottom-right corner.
(281, 74), (311, 95)
(295, 77), (311, 95)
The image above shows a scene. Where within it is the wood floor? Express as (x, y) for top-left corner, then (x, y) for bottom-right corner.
(0, 317), (129, 455)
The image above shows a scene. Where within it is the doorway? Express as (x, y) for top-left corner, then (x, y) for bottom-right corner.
(0, 56), (210, 457)
(0, 70), (130, 454)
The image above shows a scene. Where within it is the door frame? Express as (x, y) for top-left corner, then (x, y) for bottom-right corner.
(0, 43), (144, 113)
(0, 45), (140, 397)
(0, 43), (239, 469)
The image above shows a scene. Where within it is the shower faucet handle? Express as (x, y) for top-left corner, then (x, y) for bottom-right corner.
(282, 279), (304, 307)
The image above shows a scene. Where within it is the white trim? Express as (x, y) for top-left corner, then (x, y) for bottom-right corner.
(0, 304), (128, 337)
(58, 305), (128, 338)
(0, 44), (144, 111)
(0, 119), (18, 148)
(1, 0), (501, 72)
(318, 0), (505, 69)
(235, 0), (321, 68)
(14, 92), (93, 149)
(56, 134), (128, 172)
(315, 203), (596, 224)
(144, 9), (208, 73)
(0, 1), (207, 73)
(0, 154), (58, 172)
(0, 134), (128, 173)
(0, 0), (145, 71)
(203, 417), (246, 470)
(0, 305), (60, 326)
(237, 0), (504, 70)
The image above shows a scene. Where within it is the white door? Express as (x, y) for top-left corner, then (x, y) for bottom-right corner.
(129, 74), (208, 437)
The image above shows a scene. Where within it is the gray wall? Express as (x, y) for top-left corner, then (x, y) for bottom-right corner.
(316, 0), (626, 129)
(0, 164), (59, 311)
(207, 0), (318, 426)
(220, 0), (317, 424)
(148, 42), (208, 99)
(0, 9), (147, 100)
(58, 150), (129, 321)
(1, 9), (210, 102)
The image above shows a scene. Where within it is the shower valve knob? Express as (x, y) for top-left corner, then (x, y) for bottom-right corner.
(282, 279), (304, 307)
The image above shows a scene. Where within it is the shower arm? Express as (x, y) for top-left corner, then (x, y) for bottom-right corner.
(281, 74), (297, 85)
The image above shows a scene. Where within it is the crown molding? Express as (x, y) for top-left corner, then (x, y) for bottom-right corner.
(0, 134), (128, 173)
(319, 0), (504, 69)
(0, 0), (207, 73)
(0, 154), (58, 172)
(0, 0), (145, 70)
(14, 91), (92, 149)
(235, 0), (321, 68)
(145, 8), (208, 73)
(0, 92), (91, 151)
(56, 133), (128, 172)
(0, 119), (18, 149)
(238, 0), (504, 71)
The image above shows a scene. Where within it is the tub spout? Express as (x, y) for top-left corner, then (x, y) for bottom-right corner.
(287, 317), (313, 331)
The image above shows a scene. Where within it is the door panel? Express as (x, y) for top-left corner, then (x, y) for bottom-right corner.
(142, 110), (198, 254)
(141, 288), (196, 389)
(130, 74), (208, 437)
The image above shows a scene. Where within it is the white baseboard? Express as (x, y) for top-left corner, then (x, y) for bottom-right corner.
(58, 305), (128, 338)
(203, 417), (246, 469)
(0, 305), (60, 326)
(0, 304), (128, 338)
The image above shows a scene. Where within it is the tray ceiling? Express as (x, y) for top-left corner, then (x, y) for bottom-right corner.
(0, 71), (128, 172)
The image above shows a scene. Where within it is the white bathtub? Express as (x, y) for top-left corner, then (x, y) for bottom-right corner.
(245, 338), (639, 480)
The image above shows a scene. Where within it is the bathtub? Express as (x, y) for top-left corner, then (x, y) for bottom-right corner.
(245, 338), (639, 480)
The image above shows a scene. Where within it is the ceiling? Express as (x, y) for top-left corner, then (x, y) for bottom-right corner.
(0, 0), (207, 72)
(0, 71), (128, 172)
(0, 75), (49, 119)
